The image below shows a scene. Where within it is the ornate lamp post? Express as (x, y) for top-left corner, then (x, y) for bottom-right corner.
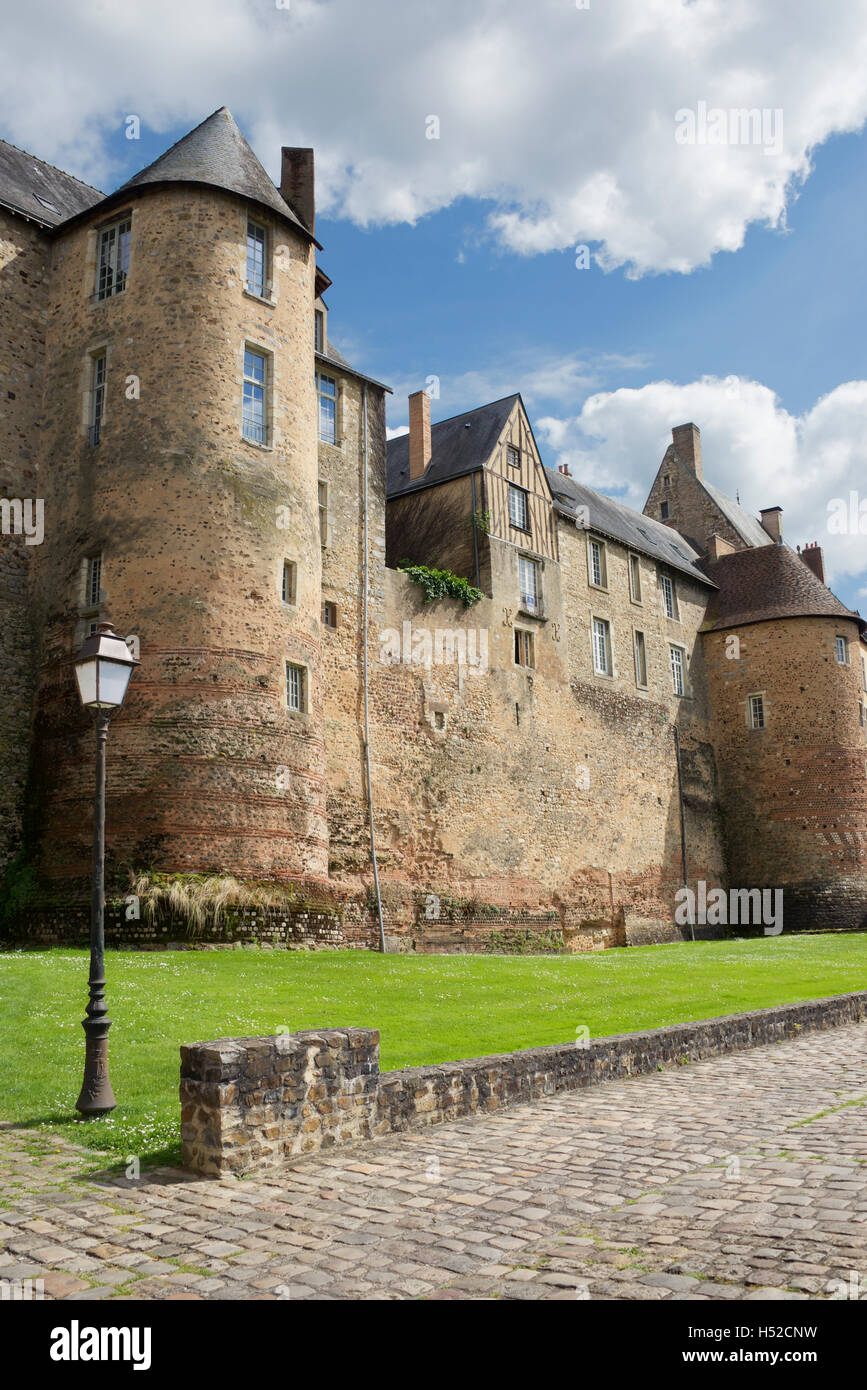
(72, 622), (138, 1116)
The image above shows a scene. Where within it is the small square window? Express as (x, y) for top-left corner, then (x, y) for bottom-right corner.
(286, 662), (307, 713)
(281, 560), (297, 605)
(506, 444), (520, 469)
(514, 629), (535, 668)
(323, 600), (337, 629)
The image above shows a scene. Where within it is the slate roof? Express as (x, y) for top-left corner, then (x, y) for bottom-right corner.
(387, 394), (520, 498)
(0, 138), (103, 227)
(316, 342), (391, 393)
(700, 478), (773, 549)
(547, 468), (713, 587)
(701, 544), (865, 634)
(116, 107), (314, 240)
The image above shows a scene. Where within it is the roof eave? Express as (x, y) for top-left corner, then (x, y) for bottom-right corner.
(315, 349), (391, 394)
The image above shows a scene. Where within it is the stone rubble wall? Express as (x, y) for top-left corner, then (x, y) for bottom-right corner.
(180, 991), (867, 1176)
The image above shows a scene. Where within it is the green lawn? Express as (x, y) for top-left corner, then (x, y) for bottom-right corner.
(0, 934), (864, 1168)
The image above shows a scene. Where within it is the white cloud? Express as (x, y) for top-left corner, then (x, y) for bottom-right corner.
(535, 375), (867, 599)
(2, 0), (867, 274)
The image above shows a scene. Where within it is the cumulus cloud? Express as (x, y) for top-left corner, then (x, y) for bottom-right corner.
(2, 0), (867, 273)
(535, 376), (867, 600)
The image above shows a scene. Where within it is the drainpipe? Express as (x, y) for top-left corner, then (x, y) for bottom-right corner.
(361, 382), (387, 953)
(673, 724), (694, 941)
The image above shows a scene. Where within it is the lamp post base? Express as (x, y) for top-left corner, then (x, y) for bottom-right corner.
(75, 1031), (116, 1116)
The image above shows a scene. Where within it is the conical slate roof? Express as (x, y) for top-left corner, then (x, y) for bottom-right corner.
(702, 543), (865, 635)
(117, 106), (312, 238)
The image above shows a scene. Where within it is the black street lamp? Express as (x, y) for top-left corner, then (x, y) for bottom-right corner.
(72, 622), (138, 1116)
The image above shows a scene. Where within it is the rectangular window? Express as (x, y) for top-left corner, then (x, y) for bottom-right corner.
(749, 693), (765, 729)
(514, 629), (535, 668)
(242, 347), (267, 444)
(246, 220), (267, 297)
(96, 218), (131, 299)
(589, 537), (606, 588)
(318, 481), (328, 547)
(660, 500), (670, 520)
(629, 553), (642, 603)
(660, 572), (677, 619)
(508, 484), (529, 531)
(592, 618), (611, 676)
(317, 372), (337, 443)
(281, 560), (296, 604)
(670, 644), (685, 696)
(286, 662), (306, 713)
(323, 600), (337, 629)
(518, 555), (538, 612)
(86, 554), (102, 609)
(506, 444), (520, 469)
(634, 630), (647, 688)
(836, 635), (849, 664)
(90, 353), (106, 445)
(314, 309), (324, 352)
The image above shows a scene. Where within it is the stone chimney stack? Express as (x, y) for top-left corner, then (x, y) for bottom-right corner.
(280, 147), (315, 235)
(671, 422), (702, 480)
(760, 506), (783, 544)
(799, 541), (827, 585)
(408, 391), (432, 481)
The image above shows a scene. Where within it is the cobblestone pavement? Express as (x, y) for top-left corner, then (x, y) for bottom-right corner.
(1, 1023), (865, 1301)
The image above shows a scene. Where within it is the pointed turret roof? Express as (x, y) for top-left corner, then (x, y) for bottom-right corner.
(116, 106), (314, 239)
(702, 543), (866, 635)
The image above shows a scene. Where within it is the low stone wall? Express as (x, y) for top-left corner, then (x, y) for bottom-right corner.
(180, 990), (867, 1176)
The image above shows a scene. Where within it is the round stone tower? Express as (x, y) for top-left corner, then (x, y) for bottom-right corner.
(26, 109), (329, 901)
(702, 543), (867, 932)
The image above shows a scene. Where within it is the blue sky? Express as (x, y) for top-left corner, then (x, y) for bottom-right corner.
(2, 0), (865, 609)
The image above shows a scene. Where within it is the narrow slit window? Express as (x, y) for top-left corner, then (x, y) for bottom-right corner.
(86, 555), (102, 609)
(281, 561), (296, 604)
(318, 481), (328, 547)
(629, 553), (642, 602)
(246, 220), (267, 297)
(317, 373), (337, 443)
(90, 353), (106, 445)
(634, 630), (647, 687)
(314, 309), (324, 352)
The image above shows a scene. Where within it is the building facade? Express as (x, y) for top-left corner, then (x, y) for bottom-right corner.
(1, 109), (865, 949)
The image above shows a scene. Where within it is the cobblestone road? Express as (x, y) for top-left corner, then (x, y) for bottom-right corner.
(1, 1023), (865, 1301)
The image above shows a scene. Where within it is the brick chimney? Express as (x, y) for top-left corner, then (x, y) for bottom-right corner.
(280, 147), (315, 235)
(409, 390), (432, 481)
(799, 541), (826, 585)
(759, 506), (783, 544)
(558, 464), (571, 477)
(671, 423), (702, 480)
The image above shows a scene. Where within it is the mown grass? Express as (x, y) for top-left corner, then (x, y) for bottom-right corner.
(0, 933), (864, 1168)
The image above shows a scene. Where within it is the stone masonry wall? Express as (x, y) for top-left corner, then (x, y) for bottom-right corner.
(180, 992), (867, 1175)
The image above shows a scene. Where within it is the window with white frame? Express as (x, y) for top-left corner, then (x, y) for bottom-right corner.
(286, 662), (307, 713)
(748, 693), (765, 729)
(588, 537), (607, 588)
(660, 572), (677, 619)
(514, 628), (535, 668)
(518, 555), (539, 612)
(506, 444), (520, 469)
(634, 629), (648, 688)
(318, 481), (329, 547)
(669, 644), (685, 696)
(836, 635), (850, 665)
(628, 552), (642, 602)
(95, 218), (131, 299)
(246, 220), (267, 297)
(508, 484), (529, 531)
(317, 372), (337, 443)
(592, 618), (612, 676)
(90, 352), (106, 445)
(281, 560), (296, 605)
(242, 347), (268, 443)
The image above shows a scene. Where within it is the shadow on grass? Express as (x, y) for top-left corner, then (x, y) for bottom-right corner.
(0, 1115), (183, 1174)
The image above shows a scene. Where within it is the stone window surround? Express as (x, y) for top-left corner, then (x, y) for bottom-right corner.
(746, 690), (767, 730)
(835, 634), (850, 665)
(286, 659), (309, 716)
(80, 341), (112, 441)
(628, 551), (643, 605)
(659, 569), (679, 622)
(587, 534), (608, 591)
(240, 339), (274, 450)
(591, 614), (614, 678)
(633, 626), (648, 689)
(316, 369), (343, 448)
(669, 641), (688, 697)
(280, 558), (297, 607)
(84, 208), (134, 305)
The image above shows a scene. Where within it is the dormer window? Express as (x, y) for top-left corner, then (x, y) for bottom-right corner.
(96, 217), (131, 300)
(246, 220), (267, 297)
